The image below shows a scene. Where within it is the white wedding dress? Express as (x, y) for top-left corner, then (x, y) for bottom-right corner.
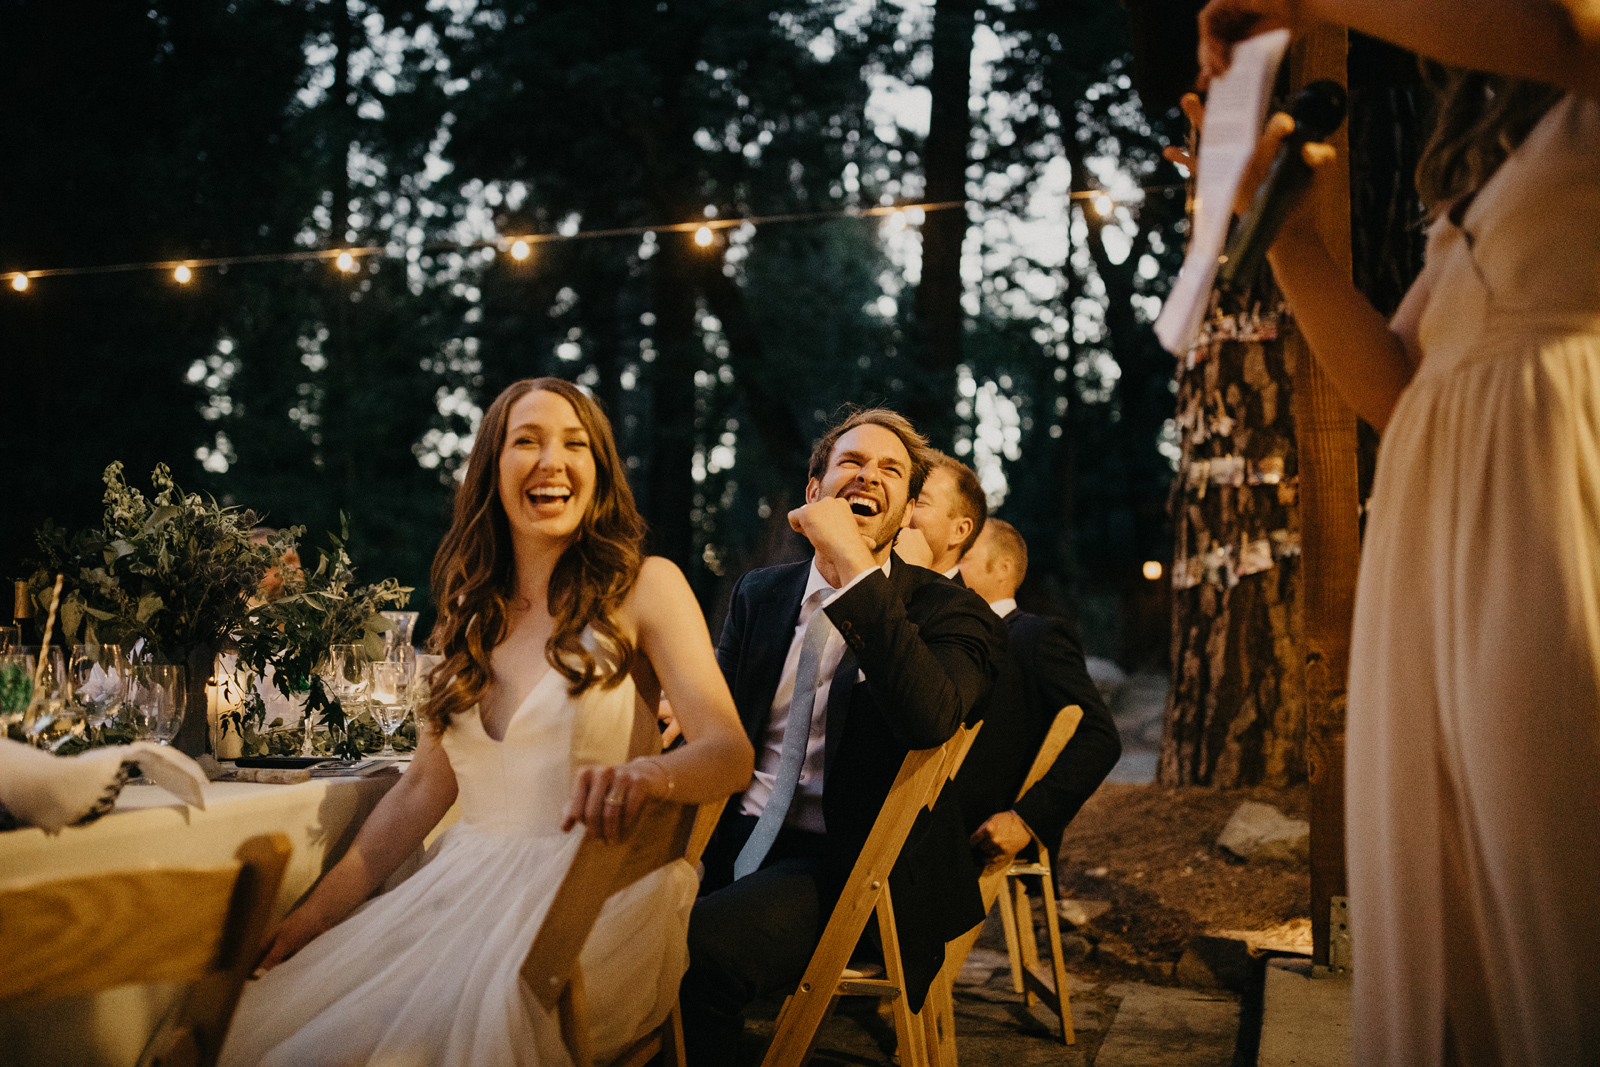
(220, 666), (697, 1067)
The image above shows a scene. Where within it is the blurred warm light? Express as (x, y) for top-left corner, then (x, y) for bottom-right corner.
(174, 265), (192, 284)
(1092, 193), (1114, 218)
(1143, 560), (1164, 581)
(336, 251), (356, 272)
(889, 211), (907, 231)
(10, 274), (28, 292)
(510, 240), (530, 260)
(694, 226), (714, 247)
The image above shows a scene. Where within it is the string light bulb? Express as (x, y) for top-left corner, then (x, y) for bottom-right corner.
(694, 226), (714, 248)
(1092, 193), (1114, 218)
(889, 211), (907, 231)
(336, 251), (356, 272)
(10, 274), (28, 292)
(174, 265), (192, 284)
(510, 240), (530, 260)
(1143, 560), (1164, 581)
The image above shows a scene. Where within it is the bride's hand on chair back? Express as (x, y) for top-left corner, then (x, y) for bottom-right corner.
(562, 757), (674, 843)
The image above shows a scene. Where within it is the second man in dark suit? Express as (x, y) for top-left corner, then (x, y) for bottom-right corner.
(956, 518), (1122, 864)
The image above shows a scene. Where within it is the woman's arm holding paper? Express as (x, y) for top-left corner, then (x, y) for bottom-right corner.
(1199, 0), (1600, 96)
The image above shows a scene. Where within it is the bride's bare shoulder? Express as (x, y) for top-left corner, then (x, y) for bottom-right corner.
(624, 556), (696, 623)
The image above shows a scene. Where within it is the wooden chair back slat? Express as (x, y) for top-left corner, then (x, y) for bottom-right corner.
(522, 798), (703, 1012)
(0, 833), (291, 1067)
(1020, 705), (1082, 797)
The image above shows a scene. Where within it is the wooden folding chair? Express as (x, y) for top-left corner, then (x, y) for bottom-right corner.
(920, 704), (1084, 1065)
(0, 833), (292, 1067)
(758, 720), (983, 1067)
(521, 795), (726, 1067)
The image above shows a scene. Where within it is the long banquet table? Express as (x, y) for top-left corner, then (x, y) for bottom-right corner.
(0, 769), (438, 1067)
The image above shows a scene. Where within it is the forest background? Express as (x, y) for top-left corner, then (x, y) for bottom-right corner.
(0, 0), (1194, 671)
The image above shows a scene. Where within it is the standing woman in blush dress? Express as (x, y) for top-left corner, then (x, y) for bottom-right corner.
(220, 377), (753, 1066)
(1194, 2), (1600, 1064)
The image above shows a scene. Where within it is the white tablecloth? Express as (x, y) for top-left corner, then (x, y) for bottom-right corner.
(0, 772), (407, 1067)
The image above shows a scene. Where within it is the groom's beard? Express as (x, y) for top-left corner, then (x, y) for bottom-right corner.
(870, 503), (910, 556)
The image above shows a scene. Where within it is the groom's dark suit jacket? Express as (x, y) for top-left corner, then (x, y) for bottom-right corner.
(711, 552), (1005, 1006)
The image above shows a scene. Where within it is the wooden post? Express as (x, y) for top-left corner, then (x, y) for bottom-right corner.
(1287, 26), (1358, 973)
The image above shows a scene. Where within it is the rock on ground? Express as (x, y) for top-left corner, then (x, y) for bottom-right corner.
(1216, 800), (1310, 863)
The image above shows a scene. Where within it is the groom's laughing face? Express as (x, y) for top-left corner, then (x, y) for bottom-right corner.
(807, 423), (914, 555)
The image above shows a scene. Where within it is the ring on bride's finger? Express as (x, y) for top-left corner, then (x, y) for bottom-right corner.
(604, 795), (624, 807)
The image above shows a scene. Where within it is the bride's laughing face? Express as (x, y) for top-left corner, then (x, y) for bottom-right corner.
(497, 389), (597, 548)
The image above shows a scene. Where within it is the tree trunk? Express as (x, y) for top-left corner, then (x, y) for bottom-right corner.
(1160, 287), (1307, 787)
(645, 229), (701, 584)
(909, 0), (977, 446)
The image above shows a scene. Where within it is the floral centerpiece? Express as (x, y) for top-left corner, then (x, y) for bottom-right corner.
(29, 462), (283, 755)
(28, 462), (411, 759)
(230, 522), (411, 759)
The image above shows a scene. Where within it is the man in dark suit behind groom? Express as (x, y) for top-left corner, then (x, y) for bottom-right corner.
(955, 518), (1121, 865)
(681, 408), (1006, 1067)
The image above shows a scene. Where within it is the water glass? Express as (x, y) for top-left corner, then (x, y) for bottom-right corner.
(0, 625), (18, 653)
(130, 664), (185, 746)
(368, 661), (410, 757)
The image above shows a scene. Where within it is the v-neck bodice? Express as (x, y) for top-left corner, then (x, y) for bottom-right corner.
(440, 657), (639, 836)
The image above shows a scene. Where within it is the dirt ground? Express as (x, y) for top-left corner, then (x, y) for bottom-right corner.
(1052, 781), (1313, 978)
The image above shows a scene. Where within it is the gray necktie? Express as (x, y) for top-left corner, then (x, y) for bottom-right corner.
(734, 598), (836, 879)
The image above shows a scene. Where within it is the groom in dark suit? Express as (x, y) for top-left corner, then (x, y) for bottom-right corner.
(682, 408), (1005, 1067)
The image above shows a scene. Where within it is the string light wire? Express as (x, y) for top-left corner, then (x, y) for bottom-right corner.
(3, 186), (1182, 290)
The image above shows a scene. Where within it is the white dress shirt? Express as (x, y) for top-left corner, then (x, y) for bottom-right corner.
(740, 557), (891, 833)
(987, 597), (1018, 618)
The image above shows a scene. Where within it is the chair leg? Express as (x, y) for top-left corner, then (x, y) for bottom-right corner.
(875, 884), (929, 1067)
(1034, 863), (1076, 1045)
(662, 1003), (688, 1066)
(1012, 880), (1041, 1008)
(557, 968), (595, 1067)
(917, 965), (959, 1067)
(995, 880), (1026, 996)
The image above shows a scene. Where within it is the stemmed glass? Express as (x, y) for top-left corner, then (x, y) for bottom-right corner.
(70, 644), (129, 740)
(322, 644), (370, 755)
(368, 661), (410, 758)
(0, 625), (19, 653)
(21, 648), (79, 750)
(130, 664), (185, 747)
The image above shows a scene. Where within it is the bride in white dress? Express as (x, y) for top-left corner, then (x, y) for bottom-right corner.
(220, 377), (754, 1067)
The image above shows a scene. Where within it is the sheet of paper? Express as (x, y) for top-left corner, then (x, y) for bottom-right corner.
(1154, 28), (1290, 356)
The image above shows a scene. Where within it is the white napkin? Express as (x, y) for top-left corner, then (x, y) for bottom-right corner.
(0, 738), (208, 833)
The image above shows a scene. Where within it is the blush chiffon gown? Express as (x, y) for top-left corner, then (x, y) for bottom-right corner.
(219, 666), (697, 1067)
(1346, 92), (1600, 1066)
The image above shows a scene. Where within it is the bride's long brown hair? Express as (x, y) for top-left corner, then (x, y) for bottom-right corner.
(421, 378), (645, 733)
(1415, 64), (1564, 220)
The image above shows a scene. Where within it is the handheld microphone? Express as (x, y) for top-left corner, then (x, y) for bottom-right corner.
(1215, 79), (1347, 296)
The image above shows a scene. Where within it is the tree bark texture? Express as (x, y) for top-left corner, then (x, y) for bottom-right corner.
(1161, 293), (1306, 788)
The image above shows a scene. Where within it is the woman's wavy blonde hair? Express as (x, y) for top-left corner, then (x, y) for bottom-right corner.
(1416, 64), (1564, 220)
(421, 378), (645, 733)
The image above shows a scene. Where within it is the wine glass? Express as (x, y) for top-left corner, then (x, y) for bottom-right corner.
(368, 661), (409, 758)
(20, 647), (73, 749)
(71, 643), (129, 738)
(130, 664), (185, 747)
